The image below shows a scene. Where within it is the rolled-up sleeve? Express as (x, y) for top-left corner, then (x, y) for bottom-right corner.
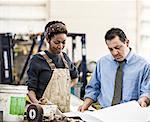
(140, 64), (150, 100)
(84, 61), (101, 102)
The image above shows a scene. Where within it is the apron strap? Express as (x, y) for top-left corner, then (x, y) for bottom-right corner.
(60, 53), (69, 69)
(38, 51), (56, 70)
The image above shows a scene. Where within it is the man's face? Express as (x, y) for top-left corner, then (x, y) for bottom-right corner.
(48, 33), (67, 54)
(106, 36), (129, 62)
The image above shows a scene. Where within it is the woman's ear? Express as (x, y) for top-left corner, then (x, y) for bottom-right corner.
(45, 36), (50, 44)
(45, 35), (48, 40)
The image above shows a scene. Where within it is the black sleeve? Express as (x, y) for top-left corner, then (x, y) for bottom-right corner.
(63, 53), (79, 79)
(26, 55), (41, 91)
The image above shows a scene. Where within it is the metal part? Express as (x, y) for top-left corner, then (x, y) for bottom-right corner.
(26, 104), (66, 122)
(27, 104), (43, 122)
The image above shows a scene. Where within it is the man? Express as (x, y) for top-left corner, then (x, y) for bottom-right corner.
(79, 28), (150, 112)
(26, 21), (78, 112)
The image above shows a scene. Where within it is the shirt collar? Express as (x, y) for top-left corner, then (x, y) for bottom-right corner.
(125, 48), (134, 64)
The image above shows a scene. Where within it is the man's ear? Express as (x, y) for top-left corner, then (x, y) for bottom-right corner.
(126, 39), (129, 47)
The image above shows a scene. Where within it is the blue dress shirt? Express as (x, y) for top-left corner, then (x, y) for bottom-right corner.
(84, 50), (150, 108)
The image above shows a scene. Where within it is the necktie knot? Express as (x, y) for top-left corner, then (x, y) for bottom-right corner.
(118, 60), (126, 68)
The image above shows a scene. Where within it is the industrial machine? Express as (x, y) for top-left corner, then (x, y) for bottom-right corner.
(26, 104), (84, 122)
(0, 33), (14, 84)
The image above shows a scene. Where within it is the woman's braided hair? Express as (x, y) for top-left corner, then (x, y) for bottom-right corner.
(44, 21), (68, 40)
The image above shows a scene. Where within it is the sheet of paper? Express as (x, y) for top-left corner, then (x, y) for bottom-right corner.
(64, 111), (103, 122)
(143, 106), (150, 121)
(70, 94), (95, 112)
(85, 101), (149, 122)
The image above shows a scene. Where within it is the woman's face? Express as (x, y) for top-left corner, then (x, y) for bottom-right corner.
(48, 33), (67, 54)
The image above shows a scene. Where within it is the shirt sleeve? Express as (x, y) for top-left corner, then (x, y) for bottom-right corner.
(26, 55), (41, 92)
(69, 62), (79, 79)
(140, 63), (150, 100)
(84, 60), (101, 102)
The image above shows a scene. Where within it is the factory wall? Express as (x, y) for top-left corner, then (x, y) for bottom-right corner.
(50, 0), (137, 61)
(0, 0), (137, 62)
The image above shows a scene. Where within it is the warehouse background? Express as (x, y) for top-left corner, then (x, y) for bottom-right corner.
(0, 0), (150, 62)
(0, 1), (150, 121)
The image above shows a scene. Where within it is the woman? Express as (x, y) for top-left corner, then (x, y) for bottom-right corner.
(26, 21), (78, 112)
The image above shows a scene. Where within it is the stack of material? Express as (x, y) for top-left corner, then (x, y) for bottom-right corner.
(48, 115), (84, 122)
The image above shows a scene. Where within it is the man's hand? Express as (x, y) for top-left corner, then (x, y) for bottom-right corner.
(78, 98), (94, 112)
(138, 96), (150, 107)
(78, 104), (89, 112)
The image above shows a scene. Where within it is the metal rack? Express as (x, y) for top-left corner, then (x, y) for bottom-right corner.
(67, 33), (87, 99)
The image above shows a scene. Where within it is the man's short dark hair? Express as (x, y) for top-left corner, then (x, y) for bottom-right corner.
(105, 28), (127, 43)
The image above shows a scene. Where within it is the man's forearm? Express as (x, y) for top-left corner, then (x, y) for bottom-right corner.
(84, 98), (94, 107)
